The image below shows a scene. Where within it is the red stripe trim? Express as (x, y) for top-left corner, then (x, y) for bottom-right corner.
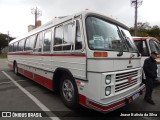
(34, 74), (52, 90)
(88, 100), (125, 111)
(18, 67), (53, 91)
(8, 53), (86, 57)
(133, 37), (156, 41)
(24, 70), (33, 79)
(79, 94), (87, 107)
(18, 67), (23, 74)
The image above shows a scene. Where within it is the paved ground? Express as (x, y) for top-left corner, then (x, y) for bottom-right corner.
(0, 59), (160, 120)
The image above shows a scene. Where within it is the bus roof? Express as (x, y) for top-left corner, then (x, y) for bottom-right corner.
(10, 10), (129, 44)
(132, 36), (157, 41)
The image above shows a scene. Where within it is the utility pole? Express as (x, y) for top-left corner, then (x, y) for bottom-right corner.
(131, 0), (143, 36)
(31, 7), (42, 28)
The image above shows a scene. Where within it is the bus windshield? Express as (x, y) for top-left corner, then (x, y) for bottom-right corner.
(149, 39), (160, 55)
(86, 16), (136, 52)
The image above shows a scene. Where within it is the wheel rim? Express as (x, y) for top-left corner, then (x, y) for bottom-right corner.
(62, 79), (74, 102)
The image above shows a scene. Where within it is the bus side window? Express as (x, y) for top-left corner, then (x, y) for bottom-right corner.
(34, 33), (43, 52)
(43, 30), (52, 52)
(17, 42), (20, 51)
(13, 42), (18, 52)
(75, 20), (82, 50)
(54, 26), (63, 51)
(19, 39), (25, 51)
(63, 23), (74, 51)
(25, 35), (36, 51)
(142, 41), (149, 56)
(10, 43), (14, 52)
(9, 44), (12, 52)
(135, 40), (149, 56)
(25, 38), (30, 51)
(136, 41), (143, 54)
(12, 43), (15, 52)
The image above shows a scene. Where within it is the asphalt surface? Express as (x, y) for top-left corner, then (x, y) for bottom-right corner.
(0, 59), (160, 120)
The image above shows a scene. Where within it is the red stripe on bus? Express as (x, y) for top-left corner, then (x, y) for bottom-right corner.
(34, 73), (52, 90)
(133, 37), (155, 41)
(24, 69), (34, 79)
(18, 67), (53, 91)
(88, 100), (125, 111)
(8, 53), (86, 57)
(18, 67), (23, 74)
(79, 94), (87, 107)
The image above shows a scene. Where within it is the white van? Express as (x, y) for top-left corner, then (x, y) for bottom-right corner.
(133, 37), (160, 81)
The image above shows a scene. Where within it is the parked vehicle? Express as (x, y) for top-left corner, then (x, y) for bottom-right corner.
(133, 36), (160, 81)
(8, 10), (145, 112)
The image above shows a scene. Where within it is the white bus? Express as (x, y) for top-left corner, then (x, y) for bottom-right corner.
(133, 37), (160, 81)
(8, 10), (145, 112)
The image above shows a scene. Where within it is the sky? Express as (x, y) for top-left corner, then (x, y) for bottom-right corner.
(0, 0), (160, 38)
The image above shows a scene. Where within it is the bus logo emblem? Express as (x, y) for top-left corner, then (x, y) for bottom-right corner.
(128, 77), (132, 84)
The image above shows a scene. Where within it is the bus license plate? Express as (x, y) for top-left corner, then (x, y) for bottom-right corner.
(132, 93), (139, 100)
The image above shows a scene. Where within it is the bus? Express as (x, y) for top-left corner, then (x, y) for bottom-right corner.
(8, 10), (145, 112)
(133, 37), (160, 81)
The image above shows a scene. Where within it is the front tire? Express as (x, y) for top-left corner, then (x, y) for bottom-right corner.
(59, 74), (79, 109)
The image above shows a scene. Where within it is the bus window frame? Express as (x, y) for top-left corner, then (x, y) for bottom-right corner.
(43, 29), (52, 53)
(52, 18), (84, 53)
(134, 40), (150, 56)
(33, 33), (43, 53)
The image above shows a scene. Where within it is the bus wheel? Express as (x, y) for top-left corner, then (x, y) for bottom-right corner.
(59, 74), (79, 109)
(14, 62), (18, 75)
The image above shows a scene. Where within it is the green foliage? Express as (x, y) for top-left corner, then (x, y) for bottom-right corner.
(0, 53), (7, 59)
(130, 22), (160, 40)
(0, 33), (14, 53)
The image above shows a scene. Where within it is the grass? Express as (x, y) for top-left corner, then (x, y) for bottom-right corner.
(0, 53), (7, 59)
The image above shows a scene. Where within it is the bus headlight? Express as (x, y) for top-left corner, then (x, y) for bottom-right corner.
(105, 86), (111, 96)
(105, 75), (111, 84)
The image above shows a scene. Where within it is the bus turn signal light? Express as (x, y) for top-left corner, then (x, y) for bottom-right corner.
(93, 52), (108, 57)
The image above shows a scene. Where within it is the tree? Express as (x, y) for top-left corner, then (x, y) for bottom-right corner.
(148, 25), (160, 39)
(130, 22), (160, 40)
(137, 22), (151, 37)
(0, 33), (14, 53)
(130, 22), (151, 36)
(137, 22), (151, 30)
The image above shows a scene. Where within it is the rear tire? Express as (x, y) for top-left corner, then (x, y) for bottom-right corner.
(59, 74), (79, 109)
(14, 62), (19, 75)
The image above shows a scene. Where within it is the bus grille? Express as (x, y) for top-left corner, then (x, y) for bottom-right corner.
(115, 70), (138, 93)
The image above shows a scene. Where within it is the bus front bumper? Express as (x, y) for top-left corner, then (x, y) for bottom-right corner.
(87, 83), (145, 112)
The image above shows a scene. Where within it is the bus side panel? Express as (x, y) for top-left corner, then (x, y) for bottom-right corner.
(17, 63), (53, 91)
(51, 54), (86, 80)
